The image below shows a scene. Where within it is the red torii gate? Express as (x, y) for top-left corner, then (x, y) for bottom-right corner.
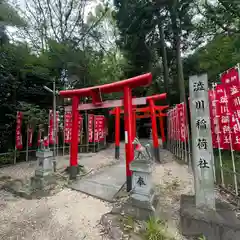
(135, 105), (168, 145)
(59, 73), (152, 191)
(110, 103), (168, 161)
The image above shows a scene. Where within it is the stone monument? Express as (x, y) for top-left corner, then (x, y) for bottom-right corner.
(31, 138), (55, 190)
(118, 138), (157, 220)
(180, 74), (240, 240)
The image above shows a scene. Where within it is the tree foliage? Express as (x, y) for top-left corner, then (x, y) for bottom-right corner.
(0, 0), (128, 153)
(0, 0), (240, 154)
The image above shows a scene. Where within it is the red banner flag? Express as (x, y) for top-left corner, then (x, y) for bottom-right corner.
(171, 109), (175, 140)
(56, 111), (59, 144)
(49, 110), (54, 144)
(28, 126), (33, 147)
(78, 115), (83, 143)
(230, 114), (240, 151)
(15, 111), (23, 150)
(215, 85), (231, 149)
(220, 66), (240, 150)
(98, 116), (102, 142)
(37, 126), (43, 146)
(64, 112), (72, 143)
(64, 112), (83, 143)
(172, 107), (178, 140)
(177, 103), (187, 142)
(168, 110), (171, 140)
(88, 114), (94, 142)
(221, 67), (240, 116)
(170, 110), (173, 140)
(209, 90), (218, 148)
(94, 115), (100, 142)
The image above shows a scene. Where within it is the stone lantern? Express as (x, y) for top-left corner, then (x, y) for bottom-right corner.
(31, 138), (54, 190)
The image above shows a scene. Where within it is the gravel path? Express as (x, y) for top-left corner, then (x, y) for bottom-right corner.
(0, 146), (122, 240)
(0, 145), (119, 180)
(152, 149), (194, 240)
(0, 189), (111, 240)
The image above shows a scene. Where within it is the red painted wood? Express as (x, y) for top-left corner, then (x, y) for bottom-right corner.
(70, 96), (79, 166)
(66, 97), (147, 112)
(115, 107), (120, 147)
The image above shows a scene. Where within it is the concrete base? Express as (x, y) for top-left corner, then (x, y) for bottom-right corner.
(115, 146), (120, 159)
(180, 195), (240, 240)
(126, 175), (132, 192)
(69, 165), (79, 180)
(30, 174), (56, 190)
(112, 192), (158, 221)
(153, 147), (160, 162)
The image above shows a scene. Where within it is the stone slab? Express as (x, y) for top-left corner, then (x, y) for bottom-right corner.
(111, 192), (158, 221)
(70, 162), (126, 202)
(180, 194), (240, 240)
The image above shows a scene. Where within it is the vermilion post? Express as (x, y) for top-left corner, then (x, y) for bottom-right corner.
(132, 110), (136, 139)
(115, 107), (121, 159)
(70, 96), (80, 179)
(159, 115), (166, 143)
(124, 86), (134, 192)
(149, 99), (160, 162)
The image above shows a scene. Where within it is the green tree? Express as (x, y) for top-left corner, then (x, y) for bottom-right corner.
(114, 0), (197, 103)
(184, 34), (240, 84)
(0, 0), (26, 44)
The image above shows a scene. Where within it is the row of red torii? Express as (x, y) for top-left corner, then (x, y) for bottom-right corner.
(109, 104), (168, 160)
(60, 73), (167, 192)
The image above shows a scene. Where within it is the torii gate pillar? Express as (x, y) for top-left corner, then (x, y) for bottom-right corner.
(69, 96), (79, 179)
(124, 87), (134, 191)
(147, 93), (167, 162)
(115, 107), (121, 159)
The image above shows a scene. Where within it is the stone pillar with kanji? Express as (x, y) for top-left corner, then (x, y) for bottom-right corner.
(125, 139), (156, 220)
(180, 73), (240, 239)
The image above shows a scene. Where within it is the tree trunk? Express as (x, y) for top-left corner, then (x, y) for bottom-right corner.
(157, 23), (169, 97)
(170, 4), (185, 103)
(175, 33), (185, 102)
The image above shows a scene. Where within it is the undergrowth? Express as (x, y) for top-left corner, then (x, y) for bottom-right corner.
(143, 217), (175, 240)
(143, 217), (207, 240)
(198, 235), (206, 240)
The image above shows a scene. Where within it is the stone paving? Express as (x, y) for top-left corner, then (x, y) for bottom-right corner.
(70, 161), (126, 202)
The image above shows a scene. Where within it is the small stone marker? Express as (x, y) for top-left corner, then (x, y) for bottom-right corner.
(31, 139), (54, 190)
(35, 150), (53, 177)
(119, 138), (156, 220)
(189, 74), (215, 210)
(130, 157), (154, 205)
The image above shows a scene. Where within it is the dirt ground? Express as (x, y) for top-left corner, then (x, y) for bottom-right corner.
(153, 149), (194, 240)
(0, 147), (119, 240)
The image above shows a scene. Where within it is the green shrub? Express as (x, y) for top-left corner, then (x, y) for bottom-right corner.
(144, 217), (175, 240)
